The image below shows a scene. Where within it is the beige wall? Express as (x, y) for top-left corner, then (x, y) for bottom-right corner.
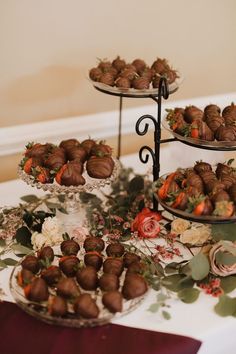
(0, 0), (236, 128)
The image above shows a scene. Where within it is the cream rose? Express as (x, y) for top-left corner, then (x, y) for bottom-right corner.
(180, 224), (211, 245)
(31, 231), (48, 250)
(41, 217), (63, 239)
(209, 241), (236, 277)
(171, 218), (190, 234)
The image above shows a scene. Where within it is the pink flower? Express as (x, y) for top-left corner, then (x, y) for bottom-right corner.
(131, 208), (162, 238)
(71, 226), (89, 244)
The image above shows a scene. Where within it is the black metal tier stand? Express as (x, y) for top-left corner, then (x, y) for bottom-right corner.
(135, 77), (173, 210)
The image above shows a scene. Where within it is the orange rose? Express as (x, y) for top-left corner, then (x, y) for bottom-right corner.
(131, 208), (162, 238)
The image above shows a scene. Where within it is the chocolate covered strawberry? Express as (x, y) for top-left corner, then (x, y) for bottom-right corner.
(86, 156), (114, 179)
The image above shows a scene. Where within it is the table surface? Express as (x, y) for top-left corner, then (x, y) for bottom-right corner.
(1, 92), (236, 354)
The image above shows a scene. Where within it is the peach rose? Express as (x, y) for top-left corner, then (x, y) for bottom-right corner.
(131, 208), (162, 238)
(209, 241), (236, 277)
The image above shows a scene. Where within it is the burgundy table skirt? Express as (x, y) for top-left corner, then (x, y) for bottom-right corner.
(0, 301), (201, 354)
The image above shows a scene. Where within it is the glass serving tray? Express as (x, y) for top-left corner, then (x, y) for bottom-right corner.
(153, 173), (236, 224)
(10, 249), (148, 328)
(18, 158), (120, 194)
(90, 76), (183, 98)
(162, 116), (236, 151)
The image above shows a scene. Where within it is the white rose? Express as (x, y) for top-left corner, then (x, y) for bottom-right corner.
(180, 225), (211, 245)
(42, 217), (63, 240)
(171, 219), (190, 234)
(50, 232), (64, 245)
(31, 231), (48, 250)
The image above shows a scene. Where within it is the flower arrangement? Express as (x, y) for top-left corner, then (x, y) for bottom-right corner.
(1, 166), (236, 317)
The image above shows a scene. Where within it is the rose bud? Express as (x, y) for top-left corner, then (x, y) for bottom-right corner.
(48, 296), (68, 317)
(59, 255), (80, 277)
(123, 252), (141, 268)
(76, 266), (98, 291)
(17, 269), (34, 287)
(38, 246), (54, 263)
(126, 261), (147, 275)
(60, 239), (80, 256)
(102, 291), (123, 313)
(41, 265), (62, 286)
(99, 273), (119, 292)
(59, 139), (80, 152)
(26, 278), (49, 302)
(74, 293), (99, 319)
(84, 251), (103, 271)
(103, 258), (124, 277)
(122, 273), (148, 300)
(106, 243), (125, 258)
(83, 236), (105, 252)
(21, 255), (40, 274)
(56, 277), (80, 299)
(209, 241), (236, 276)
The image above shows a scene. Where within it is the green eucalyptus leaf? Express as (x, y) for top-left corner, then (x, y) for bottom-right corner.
(178, 288), (200, 303)
(0, 259), (7, 268)
(162, 310), (171, 320)
(157, 293), (169, 302)
(164, 262), (180, 275)
(189, 253), (210, 281)
(128, 176), (144, 193)
(2, 258), (18, 266)
(214, 295), (236, 317)
(147, 303), (160, 313)
(11, 244), (32, 255)
(20, 195), (40, 203)
(57, 194), (66, 203)
(0, 239), (6, 247)
(211, 224), (236, 241)
(162, 274), (185, 292)
(220, 276), (236, 294)
(45, 202), (61, 210)
(58, 207), (68, 214)
(15, 226), (32, 247)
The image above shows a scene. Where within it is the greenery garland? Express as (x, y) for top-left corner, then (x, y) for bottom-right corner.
(1, 166), (236, 317)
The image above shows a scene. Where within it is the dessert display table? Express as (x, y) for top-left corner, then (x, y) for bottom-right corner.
(0, 152), (236, 354)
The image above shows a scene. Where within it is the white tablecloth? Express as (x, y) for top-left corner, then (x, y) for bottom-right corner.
(1, 152), (236, 354)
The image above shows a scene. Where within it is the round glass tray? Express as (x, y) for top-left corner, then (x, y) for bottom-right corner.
(154, 173), (236, 224)
(9, 251), (148, 328)
(162, 116), (236, 151)
(90, 76), (183, 98)
(18, 158), (120, 194)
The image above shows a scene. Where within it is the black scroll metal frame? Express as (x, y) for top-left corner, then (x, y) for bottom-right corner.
(94, 80), (178, 159)
(135, 77), (173, 210)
